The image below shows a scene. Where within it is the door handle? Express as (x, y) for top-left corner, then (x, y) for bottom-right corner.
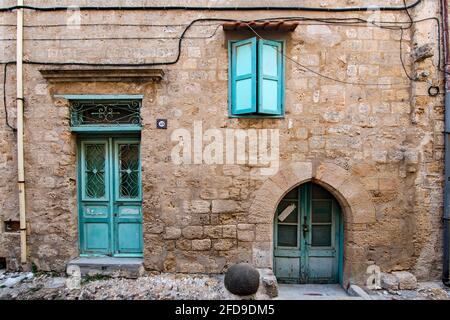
(302, 224), (309, 234)
(302, 216), (310, 247)
(302, 216), (309, 235)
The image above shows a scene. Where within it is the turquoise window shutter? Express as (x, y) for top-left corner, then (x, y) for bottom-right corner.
(258, 39), (283, 115)
(230, 37), (257, 115)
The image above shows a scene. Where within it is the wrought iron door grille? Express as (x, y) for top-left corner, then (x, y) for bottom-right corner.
(70, 99), (142, 127)
(118, 143), (140, 198)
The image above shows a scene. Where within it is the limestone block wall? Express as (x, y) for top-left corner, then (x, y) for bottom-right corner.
(0, 0), (445, 285)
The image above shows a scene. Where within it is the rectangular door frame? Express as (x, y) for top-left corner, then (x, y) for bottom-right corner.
(77, 134), (142, 258)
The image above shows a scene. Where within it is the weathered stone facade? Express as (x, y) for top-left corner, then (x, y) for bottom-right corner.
(0, 0), (446, 286)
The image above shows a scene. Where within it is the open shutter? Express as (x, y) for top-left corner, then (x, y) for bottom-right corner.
(230, 37), (257, 115)
(258, 39), (283, 115)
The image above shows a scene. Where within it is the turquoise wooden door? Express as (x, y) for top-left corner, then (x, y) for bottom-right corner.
(78, 137), (142, 257)
(274, 183), (343, 284)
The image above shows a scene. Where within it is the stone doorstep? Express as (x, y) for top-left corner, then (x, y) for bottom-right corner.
(275, 284), (361, 300)
(67, 257), (144, 279)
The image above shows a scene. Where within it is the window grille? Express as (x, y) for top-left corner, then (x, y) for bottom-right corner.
(70, 99), (142, 127)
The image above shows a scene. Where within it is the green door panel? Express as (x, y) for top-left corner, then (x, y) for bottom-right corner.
(307, 257), (334, 282)
(273, 182), (342, 284)
(117, 222), (143, 253)
(274, 257), (300, 283)
(118, 206), (141, 216)
(273, 250), (302, 258)
(83, 205), (109, 217)
(80, 203), (111, 254)
(78, 137), (142, 257)
(115, 203), (143, 254)
(84, 223), (110, 252)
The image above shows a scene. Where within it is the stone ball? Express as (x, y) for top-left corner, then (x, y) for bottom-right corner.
(224, 263), (260, 296)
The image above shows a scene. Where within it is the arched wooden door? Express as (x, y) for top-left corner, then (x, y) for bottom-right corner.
(273, 182), (343, 284)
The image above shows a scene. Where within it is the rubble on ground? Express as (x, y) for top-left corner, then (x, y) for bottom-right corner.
(0, 270), (269, 300)
(368, 281), (450, 300)
(1, 269), (449, 300)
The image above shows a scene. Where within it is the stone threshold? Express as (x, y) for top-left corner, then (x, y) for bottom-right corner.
(274, 283), (364, 300)
(67, 257), (144, 279)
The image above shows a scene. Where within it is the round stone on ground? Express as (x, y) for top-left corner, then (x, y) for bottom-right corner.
(224, 263), (260, 296)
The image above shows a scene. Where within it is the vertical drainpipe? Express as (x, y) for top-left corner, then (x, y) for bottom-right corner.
(442, 0), (450, 286)
(16, 0), (27, 265)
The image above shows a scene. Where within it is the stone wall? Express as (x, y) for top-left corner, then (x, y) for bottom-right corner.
(0, 0), (445, 285)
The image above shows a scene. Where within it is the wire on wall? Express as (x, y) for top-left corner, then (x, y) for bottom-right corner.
(0, 0), (442, 129)
(0, 25), (223, 41)
(0, 1), (423, 13)
(3, 62), (16, 131)
(244, 22), (407, 87)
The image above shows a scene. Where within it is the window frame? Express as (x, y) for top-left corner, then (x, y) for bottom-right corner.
(228, 38), (285, 119)
(55, 94), (143, 133)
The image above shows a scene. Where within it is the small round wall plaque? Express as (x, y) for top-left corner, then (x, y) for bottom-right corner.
(156, 119), (167, 129)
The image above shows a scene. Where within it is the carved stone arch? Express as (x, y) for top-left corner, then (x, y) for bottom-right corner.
(248, 161), (376, 286)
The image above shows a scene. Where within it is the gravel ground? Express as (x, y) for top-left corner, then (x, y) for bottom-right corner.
(367, 282), (450, 300)
(0, 270), (239, 300)
(2, 269), (449, 300)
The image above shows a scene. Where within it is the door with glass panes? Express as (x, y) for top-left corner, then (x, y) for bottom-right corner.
(78, 137), (142, 256)
(274, 182), (343, 284)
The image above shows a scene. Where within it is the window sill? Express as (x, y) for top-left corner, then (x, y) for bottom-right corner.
(71, 125), (142, 133)
(228, 114), (285, 119)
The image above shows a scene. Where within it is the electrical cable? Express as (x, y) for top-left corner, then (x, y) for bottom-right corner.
(400, 28), (415, 81)
(244, 22), (408, 87)
(0, 1), (423, 13)
(278, 12), (445, 92)
(0, 15), (443, 76)
(0, 17), (235, 130)
(0, 2), (441, 129)
(0, 22), (221, 28)
(0, 18), (238, 67)
(0, 18), (420, 29)
(0, 17), (441, 71)
(0, 5), (440, 76)
(242, 0), (426, 84)
(0, 24), (222, 41)
(398, 0), (416, 80)
(402, 0), (414, 29)
(254, 15), (443, 74)
(0, 16), (441, 74)
(3, 62), (16, 131)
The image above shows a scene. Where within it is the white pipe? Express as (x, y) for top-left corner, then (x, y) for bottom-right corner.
(16, 0), (26, 264)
